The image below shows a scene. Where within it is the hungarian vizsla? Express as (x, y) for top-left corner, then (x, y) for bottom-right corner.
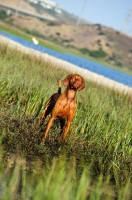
(40, 74), (85, 142)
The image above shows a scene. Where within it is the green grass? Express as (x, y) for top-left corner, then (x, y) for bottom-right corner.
(0, 43), (132, 200)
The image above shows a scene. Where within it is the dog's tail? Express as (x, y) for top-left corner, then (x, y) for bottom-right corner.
(58, 79), (62, 94)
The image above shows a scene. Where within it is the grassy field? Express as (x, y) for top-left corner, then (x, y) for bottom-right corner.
(0, 43), (132, 200)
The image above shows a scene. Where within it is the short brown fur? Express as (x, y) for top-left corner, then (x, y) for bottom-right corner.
(40, 74), (85, 142)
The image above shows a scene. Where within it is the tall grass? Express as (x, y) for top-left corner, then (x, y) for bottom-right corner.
(0, 43), (132, 199)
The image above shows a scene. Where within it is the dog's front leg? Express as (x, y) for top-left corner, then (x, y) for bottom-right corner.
(59, 118), (65, 136)
(60, 120), (72, 142)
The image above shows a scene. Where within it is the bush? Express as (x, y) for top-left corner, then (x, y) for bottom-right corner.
(79, 48), (107, 58)
(56, 32), (60, 36)
(79, 48), (90, 54)
(98, 31), (105, 35)
(89, 48), (107, 58)
(116, 61), (123, 67)
(0, 10), (8, 19)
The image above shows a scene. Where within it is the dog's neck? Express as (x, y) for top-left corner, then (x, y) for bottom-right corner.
(64, 87), (77, 102)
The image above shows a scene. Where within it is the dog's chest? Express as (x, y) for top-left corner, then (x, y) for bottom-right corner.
(55, 99), (76, 119)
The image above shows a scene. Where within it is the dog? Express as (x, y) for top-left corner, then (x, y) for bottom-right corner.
(40, 74), (85, 142)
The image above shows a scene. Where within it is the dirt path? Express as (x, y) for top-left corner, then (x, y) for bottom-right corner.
(1, 35), (132, 96)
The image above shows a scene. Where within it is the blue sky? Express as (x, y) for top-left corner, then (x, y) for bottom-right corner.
(53, 0), (132, 35)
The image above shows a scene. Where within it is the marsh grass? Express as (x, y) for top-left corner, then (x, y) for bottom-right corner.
(0, 43), (132, 199)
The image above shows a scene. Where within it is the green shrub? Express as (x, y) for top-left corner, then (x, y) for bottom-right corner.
(56, 32), (60, 36)
(79, 48), (90, 54)
(0, 10), (8, 19)
(98, 31), (105, 35)
(79, 48), (107, 58)
(89, 48), (107, 58)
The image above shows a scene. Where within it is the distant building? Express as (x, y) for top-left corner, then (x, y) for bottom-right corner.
(29, 0), (38, 4)
(39, 0), (56, 8)
(29, 0), (62, 13)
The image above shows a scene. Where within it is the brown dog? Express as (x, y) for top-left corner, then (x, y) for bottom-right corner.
(40, 74), (85, 142)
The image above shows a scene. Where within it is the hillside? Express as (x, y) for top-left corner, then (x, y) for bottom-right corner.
(0, 0), (132, 72)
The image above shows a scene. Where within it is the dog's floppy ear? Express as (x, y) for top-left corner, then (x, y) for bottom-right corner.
(63, 74), (72, 87)
(78, 78), (85, 91)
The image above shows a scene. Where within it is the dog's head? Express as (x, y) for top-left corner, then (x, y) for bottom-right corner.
(63, 74), (85, 91)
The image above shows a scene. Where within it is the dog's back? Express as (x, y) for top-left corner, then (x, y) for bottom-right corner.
(40, 80), (62, 125)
